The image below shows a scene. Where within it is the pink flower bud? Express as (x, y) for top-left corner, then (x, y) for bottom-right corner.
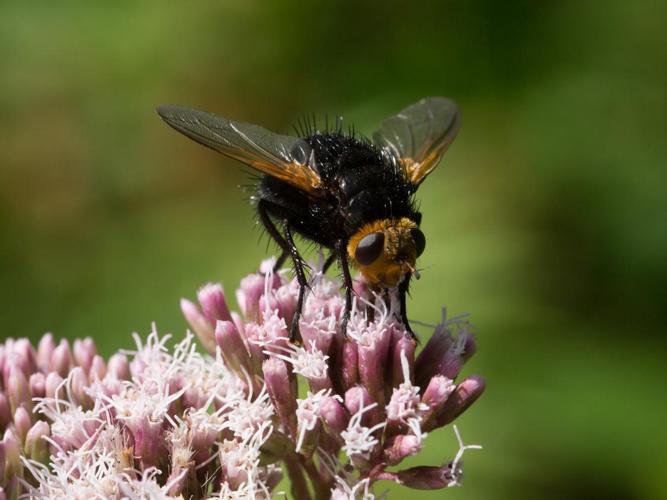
(215, 321), (253, 378)
(258, 292), (280, 318)
(125, 417), (165, 470)
(385, 463), (459, 490)
(383, 434), (422, 465)
(344, 386), (380, 428)
(14, 338), (37, 375)
(415, 316), (476, 389)
(37, 333), (56, 372)
(198, 283), (232, 324)
(218, 439), (253, 489)
(45, 372), (65, 400)
(318, 396), (349, 435)
(13, 407), (32, 444)
(461, 333), (477, 363)
(2, 429), (22, 486)
(295, 391), (327, 457)
(299, 315), (336, 355)
(414, 320), (452, 388)
(181, 298), (215, 355)
(435, 333), (476, 381)
(339, 339), (359, 392)
(263, 358), (297, 439)
(24, 420), (50, 464)
(0, 442), (5, 486)
(0, 395), (10, 431)
(389, 329), (416, 389)
(7, 366), (31, 414)
(433, 375), (486, 429)
(73, 338), (95, 373)
(353, 320), (392, 407)
(29, 372), (46, 399)
(246, 312), (289, 361)
(421, 375), (455, 429)
(89, 355), (106, 380)
(166, 467), (190, 496)
(107, 353), (130, 380)
(242, 322), (265, 373)
(188, 420), (219, 465)
(52, 339), (72, 377)
(236, 273), (267, 321)
(70, 367), (93, 409)
(325, 296), (345, 323)
(273, 280), (299, 325)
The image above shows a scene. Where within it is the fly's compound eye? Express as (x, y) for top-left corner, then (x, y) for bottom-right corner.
(355, 232), (385, 265)
(411, 228), (426, 257)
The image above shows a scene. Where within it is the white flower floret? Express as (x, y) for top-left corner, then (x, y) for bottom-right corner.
(222, 386), (275, 441)
(295, 389), (331, 452)
(266, 340), (329, 381)
(447, 425), (483, 487)
(341, 399), (386, 460)
(386, 349), (429, 440)
(117, 467), (174, 499)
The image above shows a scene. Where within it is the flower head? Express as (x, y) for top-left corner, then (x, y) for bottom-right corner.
(1, 258), (484, 498)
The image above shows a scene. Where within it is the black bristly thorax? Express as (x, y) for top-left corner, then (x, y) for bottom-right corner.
(256, 131), (419, 250)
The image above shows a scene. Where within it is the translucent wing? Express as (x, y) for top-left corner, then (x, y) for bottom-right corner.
(156, 105), (322, 192)
(372, 97), (461, 186)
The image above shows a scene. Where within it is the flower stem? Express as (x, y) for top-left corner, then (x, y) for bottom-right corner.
(284, 455), (312, 500)
(300, 457), (331, 500)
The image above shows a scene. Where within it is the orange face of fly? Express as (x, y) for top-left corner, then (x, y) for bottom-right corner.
(347, 218), (426, 289)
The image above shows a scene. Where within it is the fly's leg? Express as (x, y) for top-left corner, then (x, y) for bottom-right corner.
(322, 252), (337, 274)
(257, 200), (290, 273)
(337, 240), (354, 336)
(398, 274), (418, 341)
(258, 200), (309, 341)
(283, 222), (308, 341)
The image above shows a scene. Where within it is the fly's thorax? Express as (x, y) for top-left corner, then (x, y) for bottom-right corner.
(347, 218), (425, 288)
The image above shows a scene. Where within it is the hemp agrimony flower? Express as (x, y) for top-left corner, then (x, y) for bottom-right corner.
(0, 258), (484, 499)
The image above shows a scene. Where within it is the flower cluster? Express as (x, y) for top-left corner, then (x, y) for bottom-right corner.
(0, 258), (484, 499)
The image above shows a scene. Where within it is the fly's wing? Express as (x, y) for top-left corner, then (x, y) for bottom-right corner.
(372, 97), (460, 187)
(156, 105), (322, 193)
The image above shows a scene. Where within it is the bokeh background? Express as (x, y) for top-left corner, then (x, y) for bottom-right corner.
(1, 1), (665, 498)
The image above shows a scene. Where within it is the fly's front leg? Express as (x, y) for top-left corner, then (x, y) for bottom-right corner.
(283, 222), (308, 342)
(398, 274), (418, 341)
(337, 240), (354, 336)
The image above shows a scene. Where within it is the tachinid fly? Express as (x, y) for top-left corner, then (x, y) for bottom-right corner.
(157, 97), (460, 339)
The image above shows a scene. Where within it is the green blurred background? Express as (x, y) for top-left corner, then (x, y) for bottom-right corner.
(1, 1), (665, 498)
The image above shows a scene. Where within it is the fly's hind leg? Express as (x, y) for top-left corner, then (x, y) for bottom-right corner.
(257, 200), (307, 341)
(398, 275), (418, 341)
(337, 240), (354, 336)
(257, 200), (290, 273)
(283, 222), (308, 341)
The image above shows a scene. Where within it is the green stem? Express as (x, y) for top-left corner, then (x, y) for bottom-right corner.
(300, 457), (331, 500)
(284, 456), (312, 500)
